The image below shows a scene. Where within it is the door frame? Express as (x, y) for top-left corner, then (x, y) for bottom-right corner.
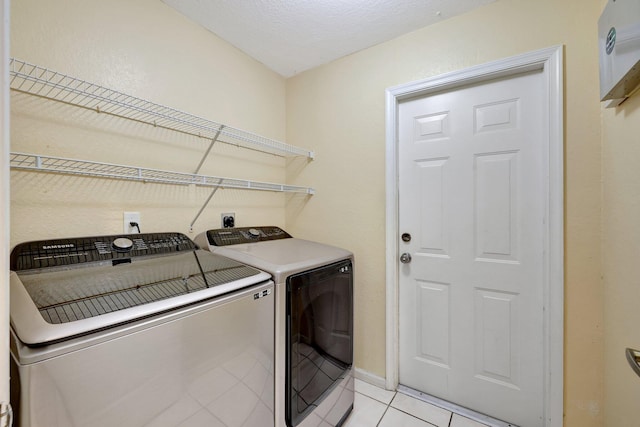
(385, 46), (564, 426)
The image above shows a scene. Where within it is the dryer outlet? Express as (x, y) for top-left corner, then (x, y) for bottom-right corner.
(221, 213), (235, 228)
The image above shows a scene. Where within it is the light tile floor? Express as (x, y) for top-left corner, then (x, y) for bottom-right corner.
(344, 380), (489, 427)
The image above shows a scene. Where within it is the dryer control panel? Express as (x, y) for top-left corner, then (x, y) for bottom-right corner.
(206, 226), (292, 246)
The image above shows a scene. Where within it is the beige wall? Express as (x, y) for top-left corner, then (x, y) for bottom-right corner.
(10, 0), (289, 246)
(286, 0), (604, 425)
(601, 91), (640, 424)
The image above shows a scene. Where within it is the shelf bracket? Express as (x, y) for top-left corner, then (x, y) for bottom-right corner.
(189, 179), (223, 232)
(193, 125), (224, 174)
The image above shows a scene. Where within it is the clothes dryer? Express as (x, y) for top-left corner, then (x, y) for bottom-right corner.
(195, 226), (354, 427)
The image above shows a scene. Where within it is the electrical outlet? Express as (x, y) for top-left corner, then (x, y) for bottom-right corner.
(221, 213), (235, 228)
(124, 212), (141, 234)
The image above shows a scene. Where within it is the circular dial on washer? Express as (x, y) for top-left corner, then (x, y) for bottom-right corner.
(248, 228), (261, 238)
(112, 237), (134, 251)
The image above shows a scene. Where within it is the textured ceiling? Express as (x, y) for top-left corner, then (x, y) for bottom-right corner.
(162, 0), (496, 77)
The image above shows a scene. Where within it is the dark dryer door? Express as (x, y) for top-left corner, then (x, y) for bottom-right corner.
(286, 259), (353, 427)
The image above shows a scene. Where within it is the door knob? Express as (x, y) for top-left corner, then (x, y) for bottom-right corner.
(400, 253), (412, 264)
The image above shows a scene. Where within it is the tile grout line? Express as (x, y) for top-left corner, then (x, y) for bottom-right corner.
(375, 401), (392, 427)
(389, 406), (445, 427)
(369, 390), (446, 427)
(371, 390), (396, 427)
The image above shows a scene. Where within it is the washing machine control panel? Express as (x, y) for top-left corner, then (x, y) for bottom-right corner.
(206, 226), (292, 246)
(11, 232), (196, 271)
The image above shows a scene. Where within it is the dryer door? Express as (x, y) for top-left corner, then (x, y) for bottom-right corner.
(286, 259), (353, 427)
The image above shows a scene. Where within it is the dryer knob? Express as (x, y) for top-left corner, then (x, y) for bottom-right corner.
(112, 237), (134, 251)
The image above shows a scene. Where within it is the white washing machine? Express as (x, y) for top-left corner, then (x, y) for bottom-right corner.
(195, 226), (354, 427)
(10, 232), (275, 427)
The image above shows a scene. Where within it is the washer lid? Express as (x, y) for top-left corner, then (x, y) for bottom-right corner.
(10, 233), (269, 345)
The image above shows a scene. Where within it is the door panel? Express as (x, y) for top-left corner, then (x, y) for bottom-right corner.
(416, 158), (449, 256)
(398, 70), (546, 427)
(475, 151), (519, 262)
(417, 280), (450, 367)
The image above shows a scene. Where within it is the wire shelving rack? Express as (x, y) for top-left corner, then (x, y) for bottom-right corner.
(10, 153), (315, 194)
(9, 58), (314, 159)
(9, 58), (315, 230)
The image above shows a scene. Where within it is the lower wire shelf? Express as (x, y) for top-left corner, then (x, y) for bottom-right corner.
(10, 152), (315, 194)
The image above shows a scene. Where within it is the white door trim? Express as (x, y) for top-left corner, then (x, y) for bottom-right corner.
(385, 46), (564, 426)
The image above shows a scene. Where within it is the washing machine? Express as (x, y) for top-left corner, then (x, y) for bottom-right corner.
(195, 226), (354, 427)
(10, 232), (275, 427)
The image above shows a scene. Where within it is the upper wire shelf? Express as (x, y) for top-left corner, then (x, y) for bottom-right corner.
(10, 152), (315, 195)
(9, 58), (314, 159)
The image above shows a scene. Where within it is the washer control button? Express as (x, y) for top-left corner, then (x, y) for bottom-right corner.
(248, 228), (261, 238)
(112, 237), (134, 251)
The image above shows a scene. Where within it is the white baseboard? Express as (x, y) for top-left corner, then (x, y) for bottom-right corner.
(354, 367), (389, 390)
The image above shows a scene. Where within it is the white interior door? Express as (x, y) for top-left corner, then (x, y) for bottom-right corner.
(398, 69), (548, 426)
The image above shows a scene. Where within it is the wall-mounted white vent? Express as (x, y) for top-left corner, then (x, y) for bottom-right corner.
(599, 0), (640, 107)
